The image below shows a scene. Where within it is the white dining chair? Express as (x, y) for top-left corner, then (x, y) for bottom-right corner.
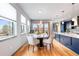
(43, 36), (54, 50)
(32, 34), (38, 39)
(26, 35), (39, 52)
(43, 33), (48, 37)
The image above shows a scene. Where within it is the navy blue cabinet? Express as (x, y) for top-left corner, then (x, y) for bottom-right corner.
(55, 34), (71, 46)
(72, 38), (79, 50)
(59, 35), (65, 44)
(60, 35), (71, 46)
(69, 38), (79, 54)
(55, 34), (79, 54)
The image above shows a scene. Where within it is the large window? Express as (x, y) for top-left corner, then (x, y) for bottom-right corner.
(31, 20), (49, 34)
(44, 23), (48, 33)
(27, 20), (30, 33)
(0, 3), (17, 39)
(32, 23), (38, 32)
(0, 17), (17, 37)
(21, 15), (26, 33)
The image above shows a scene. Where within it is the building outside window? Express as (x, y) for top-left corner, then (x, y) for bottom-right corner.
(44, 23), (48, 33)
(31, 20), (49, 34)
(32, 23), (38, 33)
(0, 17), (17, 36)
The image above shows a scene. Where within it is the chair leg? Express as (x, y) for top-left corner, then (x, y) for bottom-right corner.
(50, 44), (51, 51)
(45, 45), (47, 50)
(46, 44), (48, 50)
(28, 45), (30, 51)
(52, 43), (54, 48)
(33, 45), (34, 52)
(43, 43), (46, 50)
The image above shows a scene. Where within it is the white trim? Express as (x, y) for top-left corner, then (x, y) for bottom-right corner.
(0, 35), (17, 41)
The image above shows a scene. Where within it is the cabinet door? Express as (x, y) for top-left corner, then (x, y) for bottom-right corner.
(63, 36), (71, 46)
(60, 35), (65, 44)
(60, 35), (71, 46)
(72, 38), (79, 50)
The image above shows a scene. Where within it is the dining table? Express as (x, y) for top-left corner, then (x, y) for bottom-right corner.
(37, 34), (49, 47)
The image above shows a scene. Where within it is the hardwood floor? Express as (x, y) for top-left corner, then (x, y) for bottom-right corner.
(14, 39), (78, 56)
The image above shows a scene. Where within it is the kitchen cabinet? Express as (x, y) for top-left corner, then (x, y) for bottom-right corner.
(55, 33), (79, 54)
(72, 38), (79, 50)
(70, 37), (79, 54)
(60, 35), (71, 46)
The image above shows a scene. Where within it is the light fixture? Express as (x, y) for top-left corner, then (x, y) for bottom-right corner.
(72, 18), (75, 21)
(62, 22), (64, 24)
(38, 10), (42, 14)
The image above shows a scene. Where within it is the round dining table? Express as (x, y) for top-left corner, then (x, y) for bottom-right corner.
(37, 36), (49, 47)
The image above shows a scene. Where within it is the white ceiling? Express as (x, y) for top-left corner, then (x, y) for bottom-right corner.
(17, 3), (79, 21)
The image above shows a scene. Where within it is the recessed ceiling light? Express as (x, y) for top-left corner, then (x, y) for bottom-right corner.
(38, 10), (42, 14)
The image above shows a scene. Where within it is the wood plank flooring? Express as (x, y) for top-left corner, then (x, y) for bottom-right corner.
(14, 39), (78, 56)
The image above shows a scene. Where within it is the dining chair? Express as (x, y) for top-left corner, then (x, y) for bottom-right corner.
(43, 33), (49, 39)
(26, 35), (39, 52)
(32, 34), (38, 39)
(43, 35), (54, 50)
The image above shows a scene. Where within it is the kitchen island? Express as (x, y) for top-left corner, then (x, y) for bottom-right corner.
(54, 32), (79, 54)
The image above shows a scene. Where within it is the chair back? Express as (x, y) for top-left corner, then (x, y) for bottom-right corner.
(48, 35), (54, 42)
(32, 34), (38, 39)
(43, 33), (49, 38)
(26, 35), (34, 45)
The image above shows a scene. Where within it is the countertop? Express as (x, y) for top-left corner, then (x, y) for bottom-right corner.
(54, 32), (79, 39)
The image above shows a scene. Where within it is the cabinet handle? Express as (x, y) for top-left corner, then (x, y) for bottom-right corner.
(71, 37), (72, 45)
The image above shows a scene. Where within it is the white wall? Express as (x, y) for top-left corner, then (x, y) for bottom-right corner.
(0, 4), (30, 56)
(0, 34), (28, 56)
(11, 3), (31, 34)
(72, 16), (77, 26)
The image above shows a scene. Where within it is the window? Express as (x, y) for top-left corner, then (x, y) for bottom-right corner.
(27, 20), (30, 33)
(21, 15), (26, 33)
(0, 3), (17, 39)
(44, 23), (48, 33)
(27, 20), (30, 26)
(32, 23), (38, 32)
(0, 3), (16, 20)
(21, 24), (26, 33)
(31, 21), (49, 34)
(0, 17), (17, 37)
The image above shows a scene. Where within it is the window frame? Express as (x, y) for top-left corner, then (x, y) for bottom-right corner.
(0, 4), (17, 40)
(0, 16), (17, 40)
(21, 15), (26, 34)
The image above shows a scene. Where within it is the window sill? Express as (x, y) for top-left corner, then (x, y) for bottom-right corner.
(0, 35), (17, 41)
(21, 32), (26, 35)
